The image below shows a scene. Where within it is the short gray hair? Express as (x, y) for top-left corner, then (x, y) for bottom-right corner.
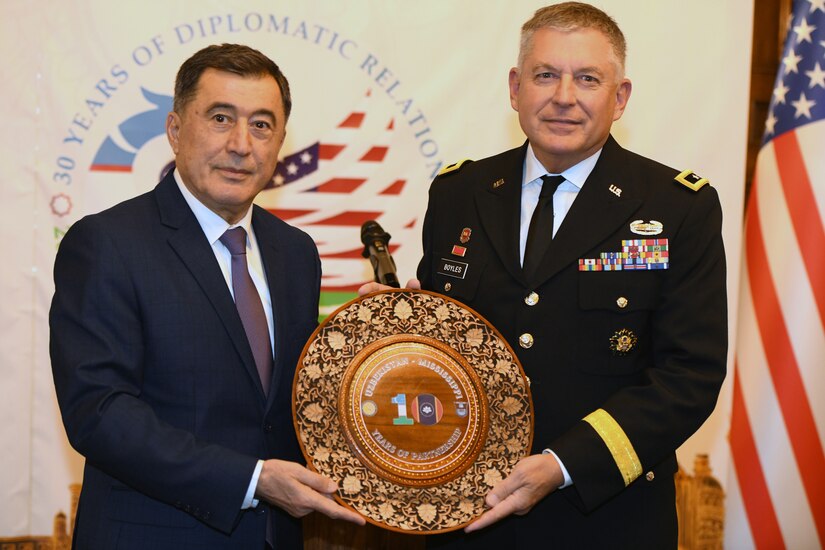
(518, 2), (627, 74)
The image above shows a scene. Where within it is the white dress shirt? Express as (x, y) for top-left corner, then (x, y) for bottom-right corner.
(517, 144), (603, 488)
(518, 144), (602, 265)
(174, 170), (269, 510)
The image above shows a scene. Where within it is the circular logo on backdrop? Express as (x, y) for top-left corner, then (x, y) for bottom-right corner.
(49, 11), (445, 314)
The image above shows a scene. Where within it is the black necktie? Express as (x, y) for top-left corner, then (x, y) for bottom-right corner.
(523, 175), (565, 280)
(219, 227), (273, 396)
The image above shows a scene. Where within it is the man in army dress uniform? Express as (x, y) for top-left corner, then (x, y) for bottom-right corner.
(363, 2), (726, 548)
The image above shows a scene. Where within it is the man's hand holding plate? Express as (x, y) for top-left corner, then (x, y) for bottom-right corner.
(465, 453), (564, 533)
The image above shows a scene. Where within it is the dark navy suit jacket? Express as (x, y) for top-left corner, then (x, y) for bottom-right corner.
(50, 171), (319, 549)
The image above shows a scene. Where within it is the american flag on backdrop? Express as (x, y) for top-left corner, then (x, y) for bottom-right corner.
(255, 90), (418, 315)
(729, 1), (825, 548)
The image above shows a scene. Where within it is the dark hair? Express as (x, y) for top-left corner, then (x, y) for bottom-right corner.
(173, 43), (292, 120)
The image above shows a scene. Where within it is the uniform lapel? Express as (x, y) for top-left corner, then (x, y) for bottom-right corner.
(474, 144), (530, 285)
(530, 136), (643, 286)
(156, 174), (267, 402)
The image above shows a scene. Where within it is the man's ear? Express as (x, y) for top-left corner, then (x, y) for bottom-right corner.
(613, 78), (632, 122)
(508, 68), (521, 112)
(166, 112), (181, 154)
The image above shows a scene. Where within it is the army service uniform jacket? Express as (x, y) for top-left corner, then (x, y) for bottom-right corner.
(419, 136), (727, 548)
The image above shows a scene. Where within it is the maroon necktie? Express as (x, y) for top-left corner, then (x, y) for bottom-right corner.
(523, 175), (565, 281)
(220, 227), (273, 396)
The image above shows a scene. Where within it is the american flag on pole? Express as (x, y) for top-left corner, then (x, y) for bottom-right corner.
(729, 0), (825, 548)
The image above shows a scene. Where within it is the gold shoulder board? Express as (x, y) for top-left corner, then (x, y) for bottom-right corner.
(438, 159), (473, 176)
(675, 169), (709, 191)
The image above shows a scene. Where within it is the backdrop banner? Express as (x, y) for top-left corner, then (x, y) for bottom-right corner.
(0, 0), (750, 540)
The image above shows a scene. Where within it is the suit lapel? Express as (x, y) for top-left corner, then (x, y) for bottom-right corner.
(474, 144), (529, 285)
(254, 211), (281, 407)
(156, 174), (267, 402)
(530, 136), (643, 285)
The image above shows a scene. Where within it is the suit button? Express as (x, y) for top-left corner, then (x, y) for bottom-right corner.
(616, 296), (628, 309)
(646, 471), (655, 481)
(184, 504), (192, 513)
(264, 424), (273, 432)
(444, 282), (452, 292)
(518, 333), (534, 348)
(524, 292), (539, 306)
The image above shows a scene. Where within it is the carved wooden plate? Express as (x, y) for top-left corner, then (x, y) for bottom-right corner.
(293, 289), (533, 533)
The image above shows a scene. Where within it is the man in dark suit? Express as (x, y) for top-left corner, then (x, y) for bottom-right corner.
(363, 2), (726, 548)
(50, 44), (364, 549)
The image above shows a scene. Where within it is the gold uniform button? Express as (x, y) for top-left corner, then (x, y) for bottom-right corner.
(444, 282), (452, 292)
(646, 471), (655, 482)
(616, 296), (628, 309)
(518, 333), (534, 348)
(524, 292), (540, 306)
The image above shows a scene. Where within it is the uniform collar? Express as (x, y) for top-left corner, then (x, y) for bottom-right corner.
(522, 143), (603, 191)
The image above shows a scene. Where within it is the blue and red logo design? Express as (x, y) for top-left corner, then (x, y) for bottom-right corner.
(87, 87), (419, 314)
(411, 394), (443, 426)
(90, 88), (172, 173)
